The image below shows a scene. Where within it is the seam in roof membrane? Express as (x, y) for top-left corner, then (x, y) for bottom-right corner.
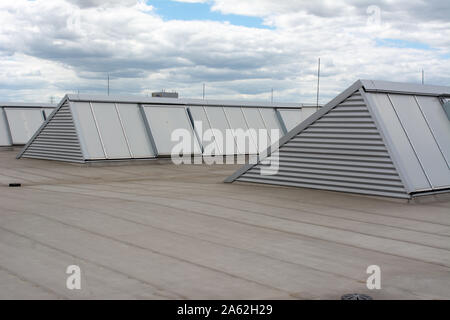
(386, 94), (433, 189)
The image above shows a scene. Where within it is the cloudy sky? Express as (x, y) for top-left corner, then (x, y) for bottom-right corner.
(0, 0), (449, 104)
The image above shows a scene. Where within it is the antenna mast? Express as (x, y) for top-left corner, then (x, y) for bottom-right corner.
(316, 58), (321, 107)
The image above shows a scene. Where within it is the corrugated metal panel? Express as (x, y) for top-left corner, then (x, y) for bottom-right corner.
(20, 104), (84, 162)
(0, 108), (12, 146)
(234, 92), (409, 198)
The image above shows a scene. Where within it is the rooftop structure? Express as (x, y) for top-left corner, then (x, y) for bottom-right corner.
(17, 94), (319, 163)
(151, 91), (179, 98)
(0, 102), (55, 146)
(226, 80), (450, 199)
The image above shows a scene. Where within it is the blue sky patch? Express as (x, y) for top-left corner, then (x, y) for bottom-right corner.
(375, 38), (433, 50)
(148, 0), (272, 29)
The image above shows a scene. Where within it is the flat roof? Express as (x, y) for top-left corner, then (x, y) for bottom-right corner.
(64, 93), (318, 109)
(1, 149), (450, 299)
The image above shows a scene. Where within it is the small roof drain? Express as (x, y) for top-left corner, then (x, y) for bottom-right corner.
(341, 293), (373, 300)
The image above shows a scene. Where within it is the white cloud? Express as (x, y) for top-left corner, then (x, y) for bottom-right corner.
(66, 0), (139, 8)
(0, 0), (449, 103)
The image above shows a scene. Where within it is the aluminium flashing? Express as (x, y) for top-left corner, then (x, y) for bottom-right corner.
(64, 93), (309, 109)
(360, 79), (450, 96)
(0, 102), (56, 108)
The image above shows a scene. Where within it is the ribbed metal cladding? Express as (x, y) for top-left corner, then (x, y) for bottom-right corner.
(236, 92), (409, 198)
(20, 104), (84, 163)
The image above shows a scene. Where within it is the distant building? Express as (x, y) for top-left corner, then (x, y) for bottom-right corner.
(152, 91), (179, 98)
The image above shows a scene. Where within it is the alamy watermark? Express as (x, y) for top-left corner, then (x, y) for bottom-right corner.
(367, 5), (382, 27)
(169, 121), (280, 176)
(366, 265), (381, 290)
(66, 265), (81, 290)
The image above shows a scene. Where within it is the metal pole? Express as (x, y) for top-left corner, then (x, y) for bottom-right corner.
(316, 58), (321, 108)
(107, 73), (110, 96)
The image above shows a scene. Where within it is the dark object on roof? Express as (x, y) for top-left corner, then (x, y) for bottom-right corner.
(152, 91), (179, 98)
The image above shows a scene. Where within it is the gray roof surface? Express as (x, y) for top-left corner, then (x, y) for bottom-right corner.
(2, 149), (450, 299)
